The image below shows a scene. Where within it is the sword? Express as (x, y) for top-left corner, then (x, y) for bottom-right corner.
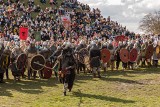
(33, 62), (53, 70)
(33, 61), (59, 70)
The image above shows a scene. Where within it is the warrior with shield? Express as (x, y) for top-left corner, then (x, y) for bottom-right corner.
(0, 41), (5, 83)
(127, 41), (134, 69)
(26, 41), (38, 79)
(121, 41), (128, 70)
(146, 40), (154, 67)
(140, 43), (146, 67)
(50, 46), (62, 78)
(115, 42), (122, 70)
(58, 42), (76, 96)
(101, 42), (109, 72)
(89, 41), (101, 78)
(75, 40), (87, 74)
(152, 41), (159, 67)
(3, 43), (11, 80)
(10, 45), (24, 82)
(39, 41), (53, 79)
(108, 41), (115, 71)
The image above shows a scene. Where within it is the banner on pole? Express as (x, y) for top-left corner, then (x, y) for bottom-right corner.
(61, 15), (71, 30)
(19, 27), (28, 40)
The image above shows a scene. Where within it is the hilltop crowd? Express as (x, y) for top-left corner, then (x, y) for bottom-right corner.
(0, 0), (134, 44)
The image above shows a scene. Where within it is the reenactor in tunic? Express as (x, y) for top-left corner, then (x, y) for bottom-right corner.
(152, 41), (158, 67)
(39, 42), (52, 78)
(10, 45), (23, 82)
(121, 42), (128, 70)
(89, 41), (101, 78)
(108, 42), (115, 71)
(59, 42), (76, 96)
(26, 42), (38, 79)
(101, 42), (108, 72)
(75, 40), (87, 74)
(3, 44), (11, 79)
(127, 41), (134, 69)
(50, 46), (62, 78)
(0, 42), (5, 83)
(141, 43), (147, 67)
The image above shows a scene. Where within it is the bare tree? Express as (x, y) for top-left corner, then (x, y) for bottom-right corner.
(139, 11), (160, 34)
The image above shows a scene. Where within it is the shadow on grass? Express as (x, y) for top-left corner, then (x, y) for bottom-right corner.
(76, 74), (93, 81)
(0, 78), (59, 97)
(100, 77), (143, 85)
(104, 67), (160, 77)
(73, 90), (135, 103)
(76, 73), (143, 85)
(0, 89), (13, 97)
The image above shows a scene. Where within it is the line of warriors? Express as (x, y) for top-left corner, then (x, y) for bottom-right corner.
(0, 38), (160, 95)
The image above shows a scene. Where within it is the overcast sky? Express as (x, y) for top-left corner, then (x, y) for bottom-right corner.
(78, 0), (160, 33)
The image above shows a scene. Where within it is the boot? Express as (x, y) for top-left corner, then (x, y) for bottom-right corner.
(0, 80), (5, 83)
(98, 72), (101, 78)
(93, 73), (96, 78)
(103, 68), (106, 72)
(68, 88), (71, 92)
(14, 77), (16, 82)
(63, 92), (66, 96)
(0, 78), (5, 83)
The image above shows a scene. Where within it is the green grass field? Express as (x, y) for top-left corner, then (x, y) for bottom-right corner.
(1, 66), (160, 107)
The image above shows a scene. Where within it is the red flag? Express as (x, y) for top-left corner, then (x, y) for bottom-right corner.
(19, 27), (28, 40)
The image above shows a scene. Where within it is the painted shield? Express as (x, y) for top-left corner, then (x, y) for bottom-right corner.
(156, 46), (160, 59)
(43, 61), (52, 79)
(79, 48), (89, 64)
(84, 56), (90, 70)
(0, 49), (11, 71)
(129, 48), (138, 62)
(156, 46), (160, 54)
(16, 53), (27, 70)
(31, 54), (46, 71)
(145, 45), (154, 59)
(120, 48), (129, 63)
(0, 54), (10, 71)
(101, 48), (111, 63)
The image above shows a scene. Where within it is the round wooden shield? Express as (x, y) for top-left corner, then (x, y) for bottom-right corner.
(79, 48), (89, 64)
(16, 53), (27, 70)
(129, 48), (138, 62)
(43, 61), (52, 79)
(120, 48), (129, 63)
(157, 53), (160, 59)
(31, 54), (46, 71)
(156, 46), (160, 54)
(101, 48), (111, 63)
(145, 45), (154, 59)
(156, 46), (160, 59)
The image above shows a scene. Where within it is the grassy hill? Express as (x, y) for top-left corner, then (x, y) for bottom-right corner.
(1, 67), (160, 107)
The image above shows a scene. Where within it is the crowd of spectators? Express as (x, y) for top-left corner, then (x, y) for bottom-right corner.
(0, 0), (134, 44)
